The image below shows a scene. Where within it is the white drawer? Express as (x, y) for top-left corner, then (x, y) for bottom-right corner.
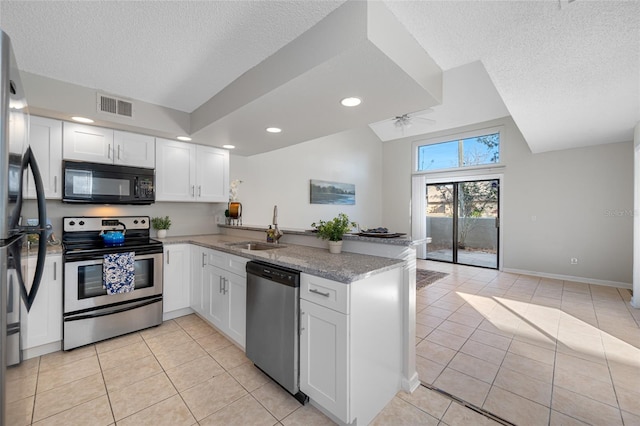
(207, 249), (227, 269)
(226, 253), (248, 277)
(301, 273), (349, 315)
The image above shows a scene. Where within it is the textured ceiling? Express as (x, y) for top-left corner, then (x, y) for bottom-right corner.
(0, 0), (345, 112)
(1, 0), (638, 154)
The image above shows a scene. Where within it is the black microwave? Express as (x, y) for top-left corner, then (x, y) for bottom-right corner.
(62, 161), (155, 204)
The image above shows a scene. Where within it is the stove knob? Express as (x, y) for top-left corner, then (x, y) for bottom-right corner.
(141, 219), (146, 224)
(69, 221), (76, 226)
(79, 221), (85, 226)
(133, 220), (139, 224)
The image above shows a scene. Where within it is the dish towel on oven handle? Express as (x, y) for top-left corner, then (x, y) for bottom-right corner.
(103, 252), (135, 295)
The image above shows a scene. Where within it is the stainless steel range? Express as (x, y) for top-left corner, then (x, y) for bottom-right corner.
(62, 216), (163, 350)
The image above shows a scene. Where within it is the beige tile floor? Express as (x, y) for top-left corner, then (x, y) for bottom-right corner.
(413, 259), (640, 426)
(6, 259), (640, 425)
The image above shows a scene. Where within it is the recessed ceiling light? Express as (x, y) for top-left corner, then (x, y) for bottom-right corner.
(223, 144), (235, 149)
(177, 136), (192, 141)
(71, 116), (94, 123)
(340, 97), (361, 107)
(266, 127), (282, 133)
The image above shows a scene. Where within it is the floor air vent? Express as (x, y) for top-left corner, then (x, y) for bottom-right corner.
(97, 93), (134, 118)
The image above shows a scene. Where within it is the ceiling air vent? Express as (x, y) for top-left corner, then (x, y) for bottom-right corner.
(97, 93), (134, 118)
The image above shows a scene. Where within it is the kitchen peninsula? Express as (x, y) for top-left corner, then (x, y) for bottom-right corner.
(161, 228), (419, 425)
(217, 224), (426, 393)
(161, 225), (425, 425)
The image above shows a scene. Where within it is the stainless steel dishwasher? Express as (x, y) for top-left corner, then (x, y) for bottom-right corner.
(245, 261), (307, 404)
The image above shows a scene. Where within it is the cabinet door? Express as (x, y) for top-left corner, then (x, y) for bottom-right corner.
(156, 138), (196, 201)
(207, 265), (227, 330)
(300, 299), (349, 423)
(21, 255), (63, 349)
(195, 145), (229, 202)
(225, 271), (246, 348)
(163, 245), (190, 313)
(113, 131), (155, 168)
(63, 122), (114, 163)
(27, 116), (63, 199)
(190, 246), (206, 315)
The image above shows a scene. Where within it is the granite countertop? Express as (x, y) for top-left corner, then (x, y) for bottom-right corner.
(217, 224), (430, 246)
(161, 234), (404, 284)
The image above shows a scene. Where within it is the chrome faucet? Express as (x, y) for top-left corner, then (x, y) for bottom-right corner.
(272, 205), (283, 243)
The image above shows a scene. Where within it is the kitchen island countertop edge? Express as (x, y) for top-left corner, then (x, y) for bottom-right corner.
(159, 234), (404, 284)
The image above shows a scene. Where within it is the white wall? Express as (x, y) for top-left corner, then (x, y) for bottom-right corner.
(228, 126), (383, 231)
(383, 116), (634, 285)
(23, 200), (222, 239)
(633, 122), (640, 306)
(23, 72), (191, 141)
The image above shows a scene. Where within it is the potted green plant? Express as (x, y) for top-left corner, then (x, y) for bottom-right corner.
(311, 213), (356, 254)
(151, 216), (171, 238)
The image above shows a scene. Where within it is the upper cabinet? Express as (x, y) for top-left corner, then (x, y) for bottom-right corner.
(156, 138), (229, 202)
(113, 130), (155, 168)
(27, 116), (63, 199)
(63, 122), (155, 168)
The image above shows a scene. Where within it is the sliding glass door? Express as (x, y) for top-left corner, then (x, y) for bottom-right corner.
(426, 179), (499, 268)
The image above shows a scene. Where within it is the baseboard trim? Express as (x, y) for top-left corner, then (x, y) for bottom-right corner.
(502, 268), (632, 290)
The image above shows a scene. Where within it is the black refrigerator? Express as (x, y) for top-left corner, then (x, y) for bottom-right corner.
(0, 29), (48, 426)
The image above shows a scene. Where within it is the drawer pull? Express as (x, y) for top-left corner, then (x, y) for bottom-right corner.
(309, 288), (330, 297)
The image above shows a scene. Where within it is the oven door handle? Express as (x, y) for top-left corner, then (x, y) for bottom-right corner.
(64, 297), (161, 321)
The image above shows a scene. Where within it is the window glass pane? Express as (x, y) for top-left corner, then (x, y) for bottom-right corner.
(417, 132), (500, 172)
(461, 133), (500, 166)
(417, 140), (459, 171)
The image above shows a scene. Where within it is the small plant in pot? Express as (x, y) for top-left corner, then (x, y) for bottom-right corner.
(151, 216), (171, 238)
(311, 213), (356, 254)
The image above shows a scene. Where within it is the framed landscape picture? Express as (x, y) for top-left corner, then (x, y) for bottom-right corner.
(310, 179), (355, 205)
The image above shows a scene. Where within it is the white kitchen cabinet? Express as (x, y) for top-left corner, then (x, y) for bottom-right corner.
(225, 270), (246, 346)
(162, 244), (191, 319)
(190, 245), (207, 315)
(63, 122), (113, 163)
(190, 245), (247, 347)
(195, 145), (229, 202)
(156, 138), (196, 202)
(156, 138), (229, 202)
(63, 122), (155, 168)
(27, 116), (63, 199)
(113, 130), (155, 168)
(300, 298), (349, 421)
(299, 269), (404, 425)
(21, 254), (62, 359)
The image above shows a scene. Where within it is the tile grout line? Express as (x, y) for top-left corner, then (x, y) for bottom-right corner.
(420, 382), (515, 426)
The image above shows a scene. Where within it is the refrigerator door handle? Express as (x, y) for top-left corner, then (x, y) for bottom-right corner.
(11, 147), (48, 312)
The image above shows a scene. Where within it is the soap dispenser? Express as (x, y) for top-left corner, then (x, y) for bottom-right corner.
(266, 225), (274, 243)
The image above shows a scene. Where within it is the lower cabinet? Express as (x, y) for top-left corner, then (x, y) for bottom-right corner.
(299, 269), (404, 425)
(190, 245), (247, 348)
(299, 298), (349, 421)
(162, 244), (191, 318)
(21, 254), (62, 358)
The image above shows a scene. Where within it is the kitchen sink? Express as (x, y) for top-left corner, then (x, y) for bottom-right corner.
(227, 241), (286, 251)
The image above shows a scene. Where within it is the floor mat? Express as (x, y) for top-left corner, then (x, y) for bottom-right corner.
(416, 269), (448, 290)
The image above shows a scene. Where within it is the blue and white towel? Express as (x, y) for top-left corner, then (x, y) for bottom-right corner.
(103, 252), (135, 295)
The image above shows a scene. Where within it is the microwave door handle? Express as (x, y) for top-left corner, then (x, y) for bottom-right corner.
(134, 177), (139, 198)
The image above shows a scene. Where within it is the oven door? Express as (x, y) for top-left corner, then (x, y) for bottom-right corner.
(64, 252), (163, 313)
